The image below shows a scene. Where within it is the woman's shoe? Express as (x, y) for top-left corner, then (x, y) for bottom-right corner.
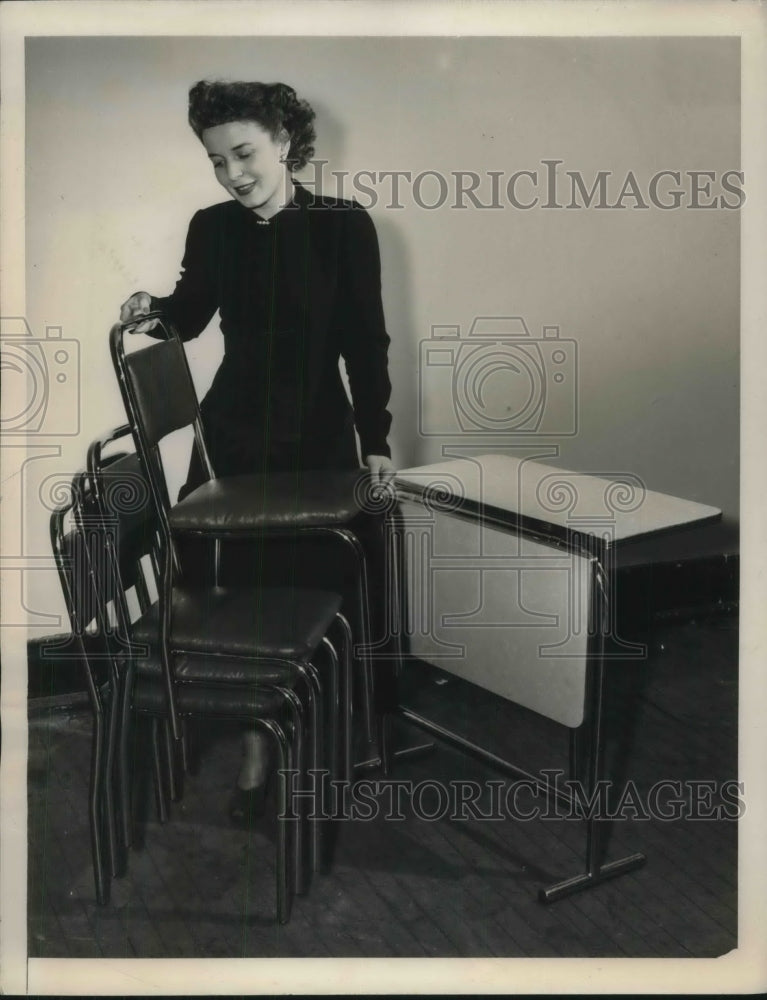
(228, 778), (269, 826)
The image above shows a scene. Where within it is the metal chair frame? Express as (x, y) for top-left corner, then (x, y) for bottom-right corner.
(49, 479), (121, 904)
(87, 429), (354, 893)
(109, 313), (375, 748)
(73, 457), (315, 921)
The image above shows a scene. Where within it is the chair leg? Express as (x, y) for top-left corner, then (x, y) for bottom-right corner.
(256, 717), (293, 925)
(367, 511), (413, 779)
(321, 636), (341, 786)
(88, 704), (110, 905)
(377, 711), (392, 778)
(151, 718), (169, 823)
(162, 719), (182, 802)
(327, 528), (375, 745)
(103, 680), (122, 878)
(317, 635), (346, 871)
(302, 660), (327, 874)
(378, 511), (403, 779)
(117, 662), (136, 849)
(179, 718), (194, 775)
(276, 687), (307, 895)
(352, 548), (375, 746)
(334, 613), (355, 786)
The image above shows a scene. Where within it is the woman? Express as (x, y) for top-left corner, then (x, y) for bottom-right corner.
(120, 79), (395, 820)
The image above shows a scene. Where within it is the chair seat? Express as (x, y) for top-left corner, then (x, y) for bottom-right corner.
(128, 649), (304, 686)
(169, 470), (366, 534)
(133, 678), (287, 719)
(131, 585), (342, 661)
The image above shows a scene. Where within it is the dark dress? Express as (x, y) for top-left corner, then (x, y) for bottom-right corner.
(150, 181), (397, 709)
(150, 180), (392, 484)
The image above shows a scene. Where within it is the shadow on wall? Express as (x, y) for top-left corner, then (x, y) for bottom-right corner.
(376, 212), (419, 471)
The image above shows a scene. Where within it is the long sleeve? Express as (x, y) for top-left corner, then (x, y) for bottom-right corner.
(337, 206), (393, 458)
(150, 209), (219, 341)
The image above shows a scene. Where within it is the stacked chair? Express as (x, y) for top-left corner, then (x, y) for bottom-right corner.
(51, 437), (354, 921)
(109, 312), (382, 751)
(50, 471), (123, 906)
(48, 309), (393, 922)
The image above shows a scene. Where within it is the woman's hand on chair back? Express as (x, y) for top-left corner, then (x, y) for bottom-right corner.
(120, 291), (160, 335)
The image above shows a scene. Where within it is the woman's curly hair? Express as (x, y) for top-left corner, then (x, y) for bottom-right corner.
(188, 80), (316, 171)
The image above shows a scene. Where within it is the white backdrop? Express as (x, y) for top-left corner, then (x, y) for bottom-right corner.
(22, 34), (740, 630)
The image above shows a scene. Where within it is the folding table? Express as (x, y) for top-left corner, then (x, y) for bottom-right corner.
(391, 453), (721, 901)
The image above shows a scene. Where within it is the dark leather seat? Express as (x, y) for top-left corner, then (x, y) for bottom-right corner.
(131, 585), (342, 660)
(132, 681), (286, 718)
(130, 652), (307, 687)
(169, 470), (366, 533)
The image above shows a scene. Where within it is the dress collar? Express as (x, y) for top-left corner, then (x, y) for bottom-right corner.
(251, 182), (313, 225)
(233, 180), (318, 226)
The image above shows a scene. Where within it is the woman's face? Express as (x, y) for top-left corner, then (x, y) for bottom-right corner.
(202, 120), (290, 217)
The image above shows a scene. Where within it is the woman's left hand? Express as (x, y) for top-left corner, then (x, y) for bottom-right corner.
(365, 454), (396, 486)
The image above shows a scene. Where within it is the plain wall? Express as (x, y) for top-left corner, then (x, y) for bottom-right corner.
(23, 35), (740, 631)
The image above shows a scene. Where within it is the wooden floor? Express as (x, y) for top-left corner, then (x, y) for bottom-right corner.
(27, 614), (737, 958)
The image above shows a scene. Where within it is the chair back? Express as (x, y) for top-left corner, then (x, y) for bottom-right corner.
(123, 337), (199, 447)
(109, 313), (214, 525)
(88, 425), (180, 737)
(49, 472), (118, 709)
(88, 425), (160, 619)
(50, 478), (98, 638)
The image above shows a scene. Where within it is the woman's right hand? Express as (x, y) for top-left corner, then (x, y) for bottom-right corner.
(119, 291), (159, 334)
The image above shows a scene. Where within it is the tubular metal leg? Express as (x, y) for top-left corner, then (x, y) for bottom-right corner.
(256, 718), (292, 925)
(162, 720), (181, 802)
(378, 712), (392, 777)
(150, 718), (169, 824)
(540, 658), (649, 903)
(354, 514), (435, 775)
(103, 678), (122, 878)
(276, 688), (307, 895)
(335, 613), (355, 785)
(538, 852), (648, 902)
(179, 719), (192, 775)
(540, 567), (647, 902)
(88, 699), (109, 905)
(117, 662), (135, 849)
(321, 636), (341, 786)
(300, 661), (326, 875)
(322, 636), (344, 796)
(323, 528), (375, 746)
(568, 727), (579, 784)
(346, 534), (375, 745)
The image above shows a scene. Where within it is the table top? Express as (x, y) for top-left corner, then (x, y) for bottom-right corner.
(395, 453), (721, 548)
